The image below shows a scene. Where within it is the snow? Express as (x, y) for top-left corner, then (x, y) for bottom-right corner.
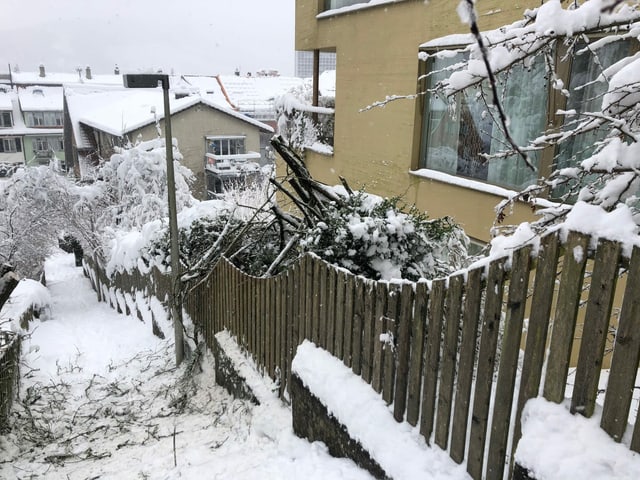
(292, 341), (471, 480)
(10, 71), (123, 87)
(216, 74), (306, 120)
(0, 252), (375, 479)
(0, 278), (50, 332)
(516, 398), (640, 480)
(16, 86), (63, 111)
(557, 201), (640, 257)
(69, 87), (272, 138)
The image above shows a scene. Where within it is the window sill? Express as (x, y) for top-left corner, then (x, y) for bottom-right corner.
(410, 168), (556, 208)
(317, 0), (404, 19)
(304, 143), (334, 157)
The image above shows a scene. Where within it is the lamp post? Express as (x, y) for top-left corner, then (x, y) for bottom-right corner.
(123, 73), (184, 366)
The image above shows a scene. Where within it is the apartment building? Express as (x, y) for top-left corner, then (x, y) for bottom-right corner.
(295, 0), (581, 243)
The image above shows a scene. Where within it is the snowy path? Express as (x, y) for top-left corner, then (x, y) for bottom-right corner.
(0, 252), (373, 480)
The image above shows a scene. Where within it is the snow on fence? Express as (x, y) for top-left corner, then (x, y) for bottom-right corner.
(86, 231), (640, 480)
(0, 331), (21, 428)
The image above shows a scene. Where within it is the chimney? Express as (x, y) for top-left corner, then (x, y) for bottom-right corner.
(114, 64), (120, 75)
(39, 64), (45, 77)
(85, 66), (92, 80)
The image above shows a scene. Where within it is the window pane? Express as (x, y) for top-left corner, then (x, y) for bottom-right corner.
(486, 60), (547, 190)
(421, 54), (463, 175)
(553, 40), (631, 198)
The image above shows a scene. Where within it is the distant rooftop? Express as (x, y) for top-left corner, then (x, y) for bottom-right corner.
(18, 86), (64, 111)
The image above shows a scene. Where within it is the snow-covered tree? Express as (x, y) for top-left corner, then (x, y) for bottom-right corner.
(0, 139), (195, 279)
(276, 83), (335, 154)
(422, 0), (640, 237)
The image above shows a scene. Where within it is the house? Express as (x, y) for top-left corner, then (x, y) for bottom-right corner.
(17, 86), (66, 167)
(295, 0), (623, 244)
(64, 84), (273, 200)
(0, 65), (123, 174)
(0, 87), (23, 173)
(0, 85), (67, 172)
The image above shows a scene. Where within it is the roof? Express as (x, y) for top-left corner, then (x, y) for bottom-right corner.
(18, 86), (63, 112)
(65, 85), (273, 145)
(216, 75), (306, 119)
(0, 90), (12, 110)
(11, 71), (123, 87)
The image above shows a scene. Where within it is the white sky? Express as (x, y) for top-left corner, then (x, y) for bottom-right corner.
(2, 0), (295, 77)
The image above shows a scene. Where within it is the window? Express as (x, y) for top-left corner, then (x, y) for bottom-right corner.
(206, 137), (246, 156)
(420, 52), (547, 190)
(552, 40), (633, 197)
(420, 39), (632, 192)
(34, 137), (49, 152)
(0, 137), (21, 153)
(33, 136), (64, 153)
(0, 111), (12, 128)
(25, 111), (63, 127)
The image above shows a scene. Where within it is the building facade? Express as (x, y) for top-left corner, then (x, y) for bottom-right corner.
(295, 0), (552, 243)
(64, 86), (273, 200)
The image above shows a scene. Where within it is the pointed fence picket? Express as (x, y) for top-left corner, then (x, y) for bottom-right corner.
(84, 231), (640, 480)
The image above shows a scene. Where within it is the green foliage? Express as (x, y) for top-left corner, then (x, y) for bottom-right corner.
(299, 193), (468, 281)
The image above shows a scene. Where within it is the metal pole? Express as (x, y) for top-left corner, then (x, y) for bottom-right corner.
(162, 80), (184, 366)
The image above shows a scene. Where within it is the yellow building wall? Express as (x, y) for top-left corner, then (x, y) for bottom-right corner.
(296, 0), (541, 242)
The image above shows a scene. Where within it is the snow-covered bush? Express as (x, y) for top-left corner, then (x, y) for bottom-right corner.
(96, 138), (195, 235)
(299, 191), (468, 281)
(0, 165), (77, 278)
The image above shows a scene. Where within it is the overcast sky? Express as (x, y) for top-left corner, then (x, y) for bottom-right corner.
(2, 0), (295, 77)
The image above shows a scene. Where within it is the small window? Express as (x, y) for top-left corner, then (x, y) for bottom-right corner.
(0, 111), (12, 128)
(206, 137), (246, 156)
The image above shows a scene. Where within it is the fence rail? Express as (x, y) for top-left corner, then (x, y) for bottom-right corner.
(88, 231), (640, 479)
(0, 331), (21, 428)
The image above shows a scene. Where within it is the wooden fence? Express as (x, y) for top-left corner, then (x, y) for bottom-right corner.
(0, 331), (21, 428)
(87, 231), (640, 479)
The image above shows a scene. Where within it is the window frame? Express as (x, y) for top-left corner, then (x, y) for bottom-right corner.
(0, 137), (21, 153)
(205, 136), (247, 157)
(25, 111), (63, 128)
(0, 111), (12, 128)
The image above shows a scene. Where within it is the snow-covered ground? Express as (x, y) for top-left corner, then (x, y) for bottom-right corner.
(3, 251), (640, 480)
(0, 252), (373, 479)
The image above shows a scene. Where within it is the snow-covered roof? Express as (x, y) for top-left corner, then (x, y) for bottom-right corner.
(65, 85), (273, 143)
(18, 86), (63, 112)
(11, 71), (123, 87)
(217, 75), (306, 119)
(0, 90), (12, 110)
